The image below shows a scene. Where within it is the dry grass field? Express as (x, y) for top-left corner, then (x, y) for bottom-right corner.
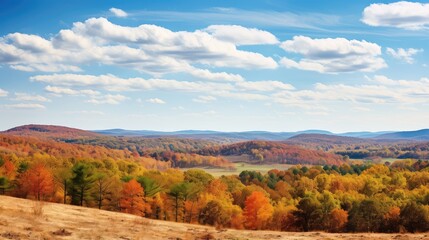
(0, 195), (428, 240)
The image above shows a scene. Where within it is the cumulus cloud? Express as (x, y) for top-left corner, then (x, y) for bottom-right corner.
(0, 88), (8, 97)
(146, 98), (166, 104)
(204, 25), (279, 45)
(273, 75), (429, 109)
(109, 8), (128, 18)
(87, 94), (127, 105)
(386, 47), (423, 64)
(12, 92), (50, 102)
(3, 103), (46, 109)
(362, 1), (429, 30)
(0, 17), (277, 80)
(280, 36), (386, 73)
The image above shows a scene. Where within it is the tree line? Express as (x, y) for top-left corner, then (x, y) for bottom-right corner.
(1, 151), (428, 233)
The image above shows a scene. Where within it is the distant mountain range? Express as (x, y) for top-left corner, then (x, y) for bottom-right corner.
(2, 124), (429, 142)
(94, 128), (399, 141)
(374, 129), (429, 141)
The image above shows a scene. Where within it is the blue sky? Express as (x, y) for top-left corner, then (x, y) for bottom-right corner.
(1, 0), (429, 132)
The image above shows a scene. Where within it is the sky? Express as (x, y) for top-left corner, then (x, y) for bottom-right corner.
(1, 0), (429, 132)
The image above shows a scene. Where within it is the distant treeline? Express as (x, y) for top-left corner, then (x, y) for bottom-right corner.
(335, 142), (429, 160)
(198, 141), (345, 165)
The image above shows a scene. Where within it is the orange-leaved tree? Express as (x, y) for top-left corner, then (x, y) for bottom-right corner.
(120, 179), (145, 216)
(20, 163), (55, 201)
(243, 191), (273, 230)
(327, 208), (348, 232)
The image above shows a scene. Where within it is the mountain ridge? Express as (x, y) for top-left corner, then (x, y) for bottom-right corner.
(2, 124), (429, 141)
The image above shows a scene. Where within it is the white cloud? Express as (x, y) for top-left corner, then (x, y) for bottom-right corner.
(204, 25), (279, 45)
(12, 93), (50, 102)
(146, 98), (166, 104)
(362, 1), (429, 30)
(10, 64), (82, 72)
(273, 75), (429, 109)
(109, 8), (128, 18)
(87, 94), (127, 105)
(3, 103), (46, 109)
(1, 33), (82, 72)
(0, 18), (277, 79)
(45, 85), (100, 96)
(386, 47), (423, 64)
(280, 36), (386, 73)
(236, 80), (294, 92)
(0, 88), (8, 97)
(45, 85), (79, 95)
(31, 73), (295, 104)
(189, 67), (244, 82)
(193, 95), (217, 103)
(32, 74), (234, 93)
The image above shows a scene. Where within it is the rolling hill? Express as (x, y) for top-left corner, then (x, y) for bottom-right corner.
(287, 133), (373, 145)
(3, 124), (100, 139)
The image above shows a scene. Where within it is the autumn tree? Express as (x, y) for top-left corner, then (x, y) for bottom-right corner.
(0, 176), (10, 195)
(93, 172), (115, 209)
(271, 202), (297, 231)
(327, 208), (348, 232)
(400, 202), (429, 233)
(137, 176), (162, 216)
(243, 191), (274, 230)
(199, 200), (230, 227)
(184, 169), (214, 186)
(54, 167), (72, 204)
(348, 199), (385, 232)
(318, 191), (340, 230)
(120, 179), (145, 216)
(293, 196), (322, 231)
(168, 182), (196, 222)
(1, 159), (16, 180)
(19, 163), (54, 200)
(381, 206), (401, 233)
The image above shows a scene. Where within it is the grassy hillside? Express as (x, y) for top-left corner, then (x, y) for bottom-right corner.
(0, 195), (426, 240)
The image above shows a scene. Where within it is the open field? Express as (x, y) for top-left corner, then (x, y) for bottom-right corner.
(181, 162), (293, 177)
(0, 195), (428, 240)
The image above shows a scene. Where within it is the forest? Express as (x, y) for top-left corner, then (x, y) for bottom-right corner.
(0, 133), (428, 233)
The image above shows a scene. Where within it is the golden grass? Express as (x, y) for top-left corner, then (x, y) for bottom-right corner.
(0, 195), (428, 240)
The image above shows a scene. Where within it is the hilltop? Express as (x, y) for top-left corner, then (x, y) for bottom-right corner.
(3, 124), (100, 139)
(0, 195), (425, 240)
